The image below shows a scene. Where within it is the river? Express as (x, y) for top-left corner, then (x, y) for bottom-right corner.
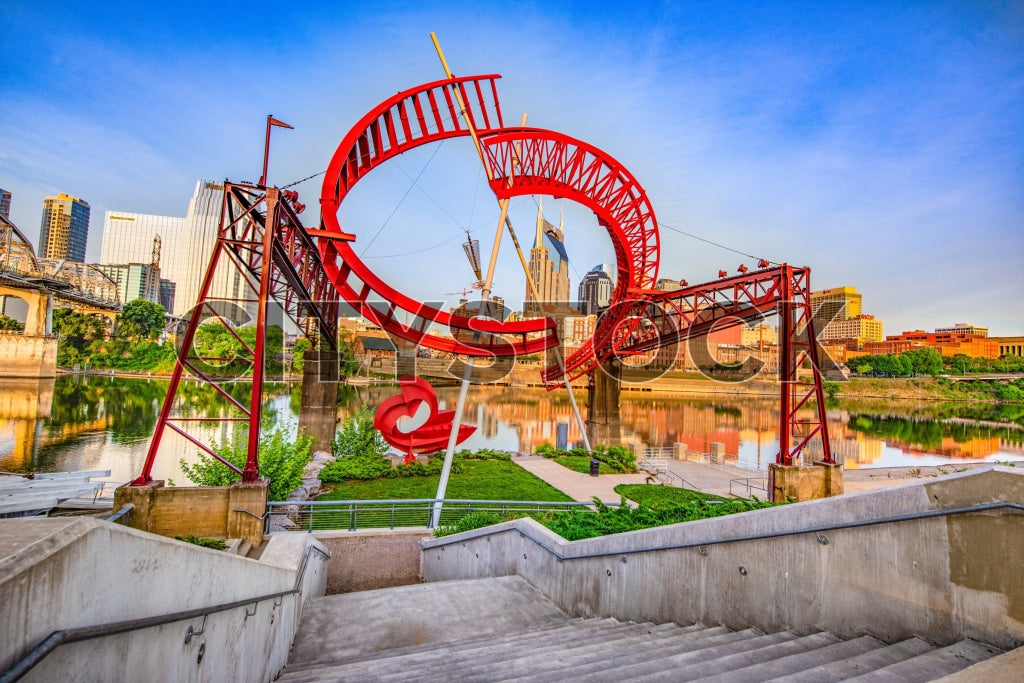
(1, 375), (1022, 485)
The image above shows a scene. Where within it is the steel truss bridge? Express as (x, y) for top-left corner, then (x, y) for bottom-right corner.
(135, 74), (832, 486)
(0, 213), (121, 315)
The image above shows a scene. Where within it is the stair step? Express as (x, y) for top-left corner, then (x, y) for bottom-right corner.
(518, 627), (766, 682)
(695, 635), (889, 682)
(635, 632), (843, 681)
(281, 625), (736, 683)
(281, 617), (617, 676)
(286, 576), (567, 669)
(844, 638), (1004, 682)
(568, 630), (790, 680)
(327, 619), (668, 680)
(770, 637), (938, 681)
(439, 624), (710, 682)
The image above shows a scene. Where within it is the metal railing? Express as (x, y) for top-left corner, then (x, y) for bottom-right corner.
(1, 542), (330, 683)
(266, 498), (620, 532)
(638, 460), (698, 491)
(729, 477), (768, 498)
(105, 505), (133, 525)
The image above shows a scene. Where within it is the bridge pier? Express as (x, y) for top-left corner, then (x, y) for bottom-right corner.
(0, 334), (57, 378)
(586, 357), (622, 447)
(298, 349), (340, 453)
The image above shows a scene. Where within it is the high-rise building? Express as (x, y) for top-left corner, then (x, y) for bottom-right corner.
(100, 212), (183, 267)
(40, 193), (90, 262)
(159, 280), (176, 314)
(935, 323), (988, 337)
(526, 199), (570, 310)
(810, 286), (883, 347)
(97, 263), (160, 306)
(0, 189), (11, 219)
(578, 265), (614, 315)
(810, 286), (862, 322)
(178, 180), (249, 317)
(101, 180), (246, 316)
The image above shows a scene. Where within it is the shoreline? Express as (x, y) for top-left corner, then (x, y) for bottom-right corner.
(38, 369), (1024, 407)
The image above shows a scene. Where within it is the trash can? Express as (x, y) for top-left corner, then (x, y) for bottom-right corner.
(589, 459), (601, 477)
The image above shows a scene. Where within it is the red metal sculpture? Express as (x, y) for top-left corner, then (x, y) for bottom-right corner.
(374, 376), (476, 455)
(317, 75), (659, 359)
(133, 70), (834, 488)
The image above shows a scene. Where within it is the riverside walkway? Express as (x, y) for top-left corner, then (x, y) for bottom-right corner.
(510, 452), (994, 501)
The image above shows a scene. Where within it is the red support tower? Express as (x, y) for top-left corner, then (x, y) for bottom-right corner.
(132, 182), (343, 485)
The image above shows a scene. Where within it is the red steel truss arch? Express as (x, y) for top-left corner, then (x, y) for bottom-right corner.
(477, 129), (659, 296)
(319, 76), (658, 357)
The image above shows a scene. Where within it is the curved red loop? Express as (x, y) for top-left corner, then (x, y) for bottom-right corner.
(319, 74), (661, 374)
(374, 377), (476, 455)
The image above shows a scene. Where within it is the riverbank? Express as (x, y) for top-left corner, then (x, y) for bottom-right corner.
(52, 367), (1024, 406)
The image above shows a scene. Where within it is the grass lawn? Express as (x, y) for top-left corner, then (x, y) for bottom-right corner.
(317, 459), (573, 502)
(614, 484), (728, 507)
(553, 455), (618, 475)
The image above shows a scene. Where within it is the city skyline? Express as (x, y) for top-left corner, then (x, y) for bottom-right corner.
(1, 2), (1021, 335)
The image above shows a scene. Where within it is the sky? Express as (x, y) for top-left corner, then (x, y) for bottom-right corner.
(1, 1), (1022, 336)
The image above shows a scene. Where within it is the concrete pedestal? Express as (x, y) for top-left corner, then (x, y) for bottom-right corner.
(586, 358), (622, 447)
(768, 461), (844, 503)
(0, 334), (57, 378)
(113, 479), (269, 547)
(673, 443), (688, 461)
(298, 349), (340, 453)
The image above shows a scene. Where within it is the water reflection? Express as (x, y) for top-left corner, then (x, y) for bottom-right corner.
(1, 377), (1021, 483)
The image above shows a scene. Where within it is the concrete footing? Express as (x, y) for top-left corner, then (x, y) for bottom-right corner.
(768, 461), (844, 503)
(113, 479), (268, 546)
(586, 358), (622, 447)
(297, 349), (340, 454)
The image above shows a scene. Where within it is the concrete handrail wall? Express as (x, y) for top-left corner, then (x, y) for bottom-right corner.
(420, 466), (1024, 650)
(0, 518), (328, 682)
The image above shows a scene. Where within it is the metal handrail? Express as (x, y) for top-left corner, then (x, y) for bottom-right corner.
(430, 501), (1024, 562)
(105, 504), (133, 525)
(265, 498), (621, 532)
(729, 477), (768, 498)
(1, 542), (330, 683)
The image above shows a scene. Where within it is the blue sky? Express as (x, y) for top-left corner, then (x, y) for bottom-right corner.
(1, 1), (1021, 335)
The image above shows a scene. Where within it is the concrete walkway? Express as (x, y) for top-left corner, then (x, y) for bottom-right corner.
(511, 455), (649, 504)
(512, 452), (990, 501)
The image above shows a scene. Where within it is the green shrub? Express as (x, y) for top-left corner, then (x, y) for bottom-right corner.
(321, 452), (393, 481)
(175, 534), (228, 550)
(333, 407), (388, 458)
(591, 444), (636, 472)
(179, 422), (313, 501)
(434, 511), (506, 537)
(541, 495), (775, 541)
(321, 449), (477, 482)
(536, 443), (636, 473)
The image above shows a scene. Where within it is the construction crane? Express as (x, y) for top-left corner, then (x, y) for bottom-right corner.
(143, 235), (162, 304)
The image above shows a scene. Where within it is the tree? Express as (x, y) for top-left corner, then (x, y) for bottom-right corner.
(117, 299), (166, 340)
(904, 347), (943, 376)
(52, 308), (107, 351)
(291, 337), (312, 373)
(0, 314), (23, 331)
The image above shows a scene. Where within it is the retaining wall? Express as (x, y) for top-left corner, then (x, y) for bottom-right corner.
(420, 466), (1024, 650)
(313, 528), (431, 594)
(0, 517), (327, 681)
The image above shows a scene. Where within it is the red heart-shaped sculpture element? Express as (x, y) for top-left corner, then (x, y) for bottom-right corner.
(374, 376), (476, 455)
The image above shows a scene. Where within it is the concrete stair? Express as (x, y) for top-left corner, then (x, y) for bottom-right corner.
(277, 576), (1004, 682)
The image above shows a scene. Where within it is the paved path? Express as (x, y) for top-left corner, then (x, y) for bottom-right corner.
(511, 455), (649, 504)
(512, 453), (991, 501)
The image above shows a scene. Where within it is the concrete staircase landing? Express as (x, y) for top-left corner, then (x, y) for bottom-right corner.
(279, 576), (1004, 682)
